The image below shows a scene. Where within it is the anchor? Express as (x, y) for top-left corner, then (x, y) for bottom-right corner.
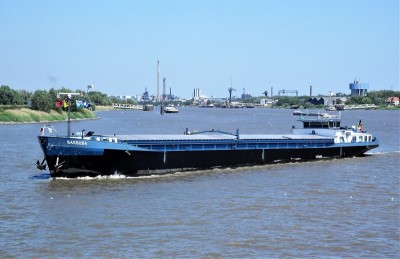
(53, 157), (65, 172)
(36, 158), (47, 170)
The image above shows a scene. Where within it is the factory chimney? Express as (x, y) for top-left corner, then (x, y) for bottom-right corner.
(310, 85), (312, 97)
(157, 60), (160, 102)
(163, 78), (166, 101)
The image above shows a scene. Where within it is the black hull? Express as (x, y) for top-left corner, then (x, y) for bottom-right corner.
(45, 144), (377, 178)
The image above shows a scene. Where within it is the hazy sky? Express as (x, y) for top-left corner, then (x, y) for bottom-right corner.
(1, 0), (398, 99)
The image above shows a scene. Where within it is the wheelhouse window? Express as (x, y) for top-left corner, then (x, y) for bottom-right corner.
(303, 121), (340, 129)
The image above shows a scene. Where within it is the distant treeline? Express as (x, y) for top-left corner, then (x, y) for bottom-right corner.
(345, 90), (400, 105)
(0, 85), (136, 112)
(1, 85), (398, 111)
(242, 90), (400, 108)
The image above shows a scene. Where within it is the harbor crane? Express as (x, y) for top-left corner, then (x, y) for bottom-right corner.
(278, 89), (298, 96)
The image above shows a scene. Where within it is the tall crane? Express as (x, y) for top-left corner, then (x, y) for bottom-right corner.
(278, 89), (298, 96)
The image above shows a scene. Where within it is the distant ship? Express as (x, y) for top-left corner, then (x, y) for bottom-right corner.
(37, 112), (378, 178)
(163, 105), (179, 113)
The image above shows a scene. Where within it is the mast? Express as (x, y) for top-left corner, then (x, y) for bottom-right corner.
(58, 92), (82, 137)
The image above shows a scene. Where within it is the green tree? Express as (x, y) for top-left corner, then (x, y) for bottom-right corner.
(303, 102), (316, 109)
(346, 96), (362, 105)
(88, 91), (112, 105)
(276, 96), (300, 107)
(126, 99), (137, 105)
(368, 90), (400, 105)
(361, 97), (373, 104)
(0, 85), (23, 105)
(31, 90), (52, 112)
(58, 87), (73, 93)
(109, 96), (122, 104)
(17, 90), (32, 105)
(48, 88), (58, 100)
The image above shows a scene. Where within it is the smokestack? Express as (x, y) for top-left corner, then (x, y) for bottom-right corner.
(157, 60), (160, 102)
(163, 78), (166, 101)
(271, 87), (273, 97)
(310, 85), (312, 97)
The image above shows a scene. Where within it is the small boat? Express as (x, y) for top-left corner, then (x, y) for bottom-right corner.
(199, 104), (214, 108)
(37, 112), (379, 178)
(164, 106), (179, 113)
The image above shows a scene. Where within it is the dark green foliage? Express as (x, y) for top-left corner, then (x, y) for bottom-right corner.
(109, 96), (123, 104)
(0, 85), (24, 105)
(48, 88), (58, 100)
(87, 91), (112, 106)
(346, 90), (400, 105)
(367, 90), (400, 105)
(17, 90), (32, 105)
(30, 90), (52, 112)
(275, 96), (311, 108)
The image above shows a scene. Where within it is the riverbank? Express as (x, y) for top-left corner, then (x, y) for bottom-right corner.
(0, 108), (96, 124)
(94, 105), (116, 111)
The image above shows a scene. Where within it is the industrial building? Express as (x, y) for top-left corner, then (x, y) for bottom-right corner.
(349, 79), (369, 96)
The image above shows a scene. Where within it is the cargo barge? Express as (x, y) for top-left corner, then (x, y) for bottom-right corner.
(37, 112), (379, 178)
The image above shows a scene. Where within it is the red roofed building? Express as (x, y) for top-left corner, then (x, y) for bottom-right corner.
(386, 97), (399, 106)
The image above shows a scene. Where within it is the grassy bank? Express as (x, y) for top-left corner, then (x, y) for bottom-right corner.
(95, 105), (115, 111)
(0, 108), (96, 124)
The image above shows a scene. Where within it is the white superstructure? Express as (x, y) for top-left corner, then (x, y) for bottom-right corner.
(291, 112), (375, 144)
